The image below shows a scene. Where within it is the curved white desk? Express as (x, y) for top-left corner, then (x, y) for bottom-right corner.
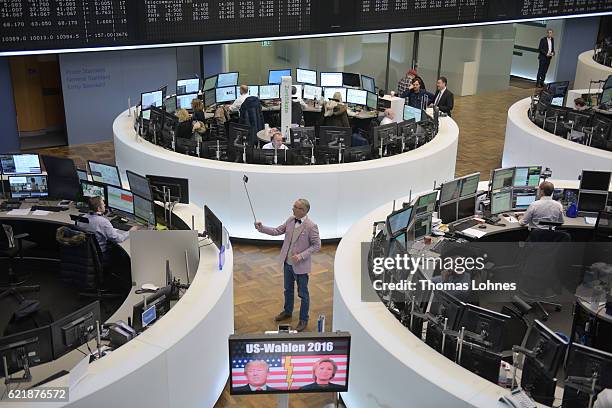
(5, 204), (234, 408)
(574, 50), (612, 90)
(502, 97), (612, 179)
(114, 110), (459, 240)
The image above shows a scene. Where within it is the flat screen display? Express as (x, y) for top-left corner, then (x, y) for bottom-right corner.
(217, 72), (239, 88)
(203, 75), (217, 91)
(107, 185), (134, 215)
(204, 90), (216, 106)
(164, 95), (177, 113)
(134, 195), (155, 224)
(458, 196), (476, 219)
(491, 168), (514, 191)
(216, 86), (237, 103)
(342, 72), (360, 87)
(512, 189), (537, 210)
(80, 181), (106, 199)
(260, 85), (280, 100)
(296, 69), (317, 85)
(176, 93), (198, 110)
(387, 206), (413, 237)
(366, 92), (378, 109)
(460, 173), (480, 198)
(242, 85), (259, 98)
(269, 69), (291, 84)
(440, 179), (461, 203)
(0, 154), (41, 175)
(320, 72), (343, 87)
(580, 171), (611, 191)
(346, 89), (367, 106)
(414, 191), (437, 216)
(403, 105), (422, 122)
(361, 75), (375, 93)
(88, 161), (121, 187)
(491, 190), (512, 214)
(513, 166), (541, 188)
(176, 78), (199, 95)
(414, 214), (432, 240)
(302, 85), (322, 100)
(9, 175), (48, 199)
(323, 87), (347, 103)
(578, 192), (608, 214)
(141, 90), (163, 110)
(126, 170), (152, 200)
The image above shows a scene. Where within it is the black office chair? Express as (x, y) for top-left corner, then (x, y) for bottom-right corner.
(0, 223), (40, 301)
(593, 211), (612, 241)
(291, 100), (304, 126)
(55, 226), (122, 301)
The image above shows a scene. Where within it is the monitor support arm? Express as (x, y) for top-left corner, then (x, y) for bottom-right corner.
(565, 374), (600, 408)
(3, 353), (32, 385)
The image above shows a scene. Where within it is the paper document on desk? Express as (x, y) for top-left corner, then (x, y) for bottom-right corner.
(461, 228), (487, 239)
(584, 217), (597, 225)
(504, 215), (519, 223)
(32, 210), (51, 216)
(6, 209), (30, 216)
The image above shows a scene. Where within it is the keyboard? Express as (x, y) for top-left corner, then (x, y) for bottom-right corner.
(111, 220), (133, 231)
(431, 238), (461, 254)
(449, 218), (480, 232)
(30, 205), (67, 212)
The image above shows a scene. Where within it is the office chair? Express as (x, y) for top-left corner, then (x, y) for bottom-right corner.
(291, 101), (304, 126)
(593, 211), (612, 242)
(0, 223), (40, 301)
(55, 226), (122, 301)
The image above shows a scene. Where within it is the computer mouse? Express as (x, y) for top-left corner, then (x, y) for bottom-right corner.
(141, 283), (159, 291)
(478, 224), (487, 229)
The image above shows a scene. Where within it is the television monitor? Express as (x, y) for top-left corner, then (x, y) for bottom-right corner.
(126, 170), (153, 201)
(0, 326), (53, 377)
(512, 188), (537, 210)
(216, 86), (237, 103)
(302, 85), (322, 100)
(141, 304), (157, 328)
(439, 201), (457, 224)
(320, 72), (343, 87)
(523, 319), (568, 377)
(372, 123), (398, 150)
(440, 179), (461, 203)
(513, 166), (541, 187)
(8, 175), (48, 199)
(176, 78), (200, 95)
(80, 180), (106, 201)
(361, 75), (375, 93)
(289, 126), (316, 147)
(342, 72), (361, 88)
(491, 167), (514, 191)
(106, 185), (134, 215)
(413, 214), (432, 240)
(602, 87), (612, 105)
(132, 285), (173, 331)
(296, 68), (317, 85)
(319, 126), (352, 148)
(398, 119), (417, 138)
(580, 170), (611, 191)
(50, 301), (101, 359)
(564, 343), (612, 398)
(203, 75), (217, 91)
(490, 190), (512, 215)
(203, 89), (216, 107)
(76, 168), (88, 181)
(458, 343), (502, 384)
(403, 105), (422, 122)
(259, 84), (280, 100)
(460, 173), (480, 198)
(457, 196), (477, 220)
(134, 195), (156, 225)
(577, 191), (608, 214)
(0, 153), (41, 175)
(414, 191), (437, 216)
(141, 90), (163, 110)
(41, 155), (80, 201)
(205, 205), (223, 249)
(176, 92), (198, 110)
(146, 175), (189, 204)
(324, 87), (347, 102)
(457, 304), (510, 352)
(87, 160), (121, 187)
(366, 92), (378, 110)
(346, 89), (368, 106)
(551, 96), (563, 106)
(521, 358), (557, 406)
(268, 69), (292, 84)
(229, 122), (252, 146)
(141, 109), (151, 121)
(428, 290), (465, 330)
(217, 72), (239, 88)
(547, 81), (569, 98)
(229, 332), (351, 395)
(386, 206), (413, 237)
(164, 95), (177, 114)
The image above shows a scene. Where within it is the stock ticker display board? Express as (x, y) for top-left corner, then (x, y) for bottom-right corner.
(0, 0), (610, 55)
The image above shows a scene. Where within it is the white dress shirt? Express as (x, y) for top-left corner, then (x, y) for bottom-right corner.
(229, 93), (249, 112)
(519, 196), (564, 230)
(380, 116), (394, 125)
(262, 142), (288, 150)
(78, 213), (129, 254)
(547, 38), (553, 55)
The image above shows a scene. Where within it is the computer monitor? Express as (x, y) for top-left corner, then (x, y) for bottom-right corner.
(251, 148), (292, 165)
(513, 166), (541, 187)
(229, 122), (251, 147)
(80, 180), (106, 201)
(460, 173), (480, 198)
(0, 326), (53, 378)
(512, 188), (537, 210)
(134, 195), (156, 225)
(300, 84), (321, 101)
(398, 119), (417, 138)
(319, 126), (352, 148)
(547, 81), (569, 98)
(521, 357), (557, 406)
(289, 126), (316, 147)
(141, 90), (163, 110)
(342, 72), (361, 88)
(414, 191), (437, 216)
(372, 123), (398, 150)
(176, 78), (200, 95)
(580, 170), (611, 191)
(366, 92), (378, 110)
(491, 167), (514, 191)
(428, 290), (465, 330)
(361, 75), (375, 93)
(324, 87), (347, 102)
(77, 168), (88, 181)
(205, 205), (223, 249)
(439, 201), (457, 224)
(259, 84), (280, 100)
(106, 185), (134, 215)
(602, 87), (612, 105)
(458, 196), (477, 220)
(241, 85), (259, 98)
(176, 92), (198, 110)
(141, 109), (151, 121)
(346, 88), (368, 106)
(457, 304), (510, 352)
(0, 153), (41, 175)
(203, 75), (217, 91)
(296, 68), (317, 85)
(216, 72), (239, 88)
(87, 160), (121, 187)
(50, 301), (101, 359)
(41, 155), (80, 201)
(141, 304), (157, 328)
(132, 285), (173, 331)
(164, 95), (177, 114)
(403, 105), (422, 122)
(523, 319), (568, 377)
(126, 170), (153, 201)
(440, 179), (461, 203)
(268, 69), (291, 84)
(386, 206), (413, 237)
(490, 190), (512, 215)
(410, 268), (433, 312)
(216, 86), (237, 103)
(146, 175), (189, 204)
(564, 343), (612, 397)
(578, 191), (608, 215)
(413, 214), (432, 241)
(204, 89), (216, 106)
(320, 72), (343, 87)
(8, 175), (48, 199)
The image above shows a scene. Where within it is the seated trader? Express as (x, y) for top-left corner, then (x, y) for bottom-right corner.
(400, 78), (434, 109)
(574, 97), (588, 111)
(518, 181), (564, 229)
(78, 197), (138, 263)
(430, 257), (473, 303)
(263, 130), (288, 150)
(321, 92), (350, 127)
(432, 76), (454, 116)
(380, 108), (395, 125)
(229, 84), (250, 112)
(175, 109), (193, 139)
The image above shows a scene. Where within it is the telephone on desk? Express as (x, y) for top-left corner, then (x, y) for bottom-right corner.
(499, 388), (536, 408)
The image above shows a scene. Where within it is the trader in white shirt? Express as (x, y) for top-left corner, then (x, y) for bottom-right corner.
(518, 181), (564, 230)
(262, 129), (288, 150)
(380, 109), (395, 125)
(229, 84), (250, 112)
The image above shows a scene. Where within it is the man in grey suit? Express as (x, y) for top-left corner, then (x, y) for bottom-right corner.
(255, 198), (321, 332)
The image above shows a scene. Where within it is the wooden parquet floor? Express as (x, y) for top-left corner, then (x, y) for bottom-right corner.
(32, 80), (537, 407)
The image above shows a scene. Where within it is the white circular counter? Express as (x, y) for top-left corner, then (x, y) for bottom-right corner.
(502, 97), (612, 180)
(574, 50), (612, 89)
(114, 110), (459, 240)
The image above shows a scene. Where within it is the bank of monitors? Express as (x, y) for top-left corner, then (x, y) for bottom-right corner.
(491, 167), (514, 191)
(562, 343), (612, 408)
(491, 190), (512, 215)
(88, 160), (121, 187)
(361, 75), (375, 93)
(513, 166), (541, 188)
(0, 153), (41, 175)
(578, 170), (611, 215)
(146, 175), (189, 204)
(303, 85), (322, 100)
(141, 90), (163, 110)
(403, 105), (422, 122)
(367, 92), (378, 110)
(216, 86), (237, 103)
(8, 175), (48, 199)
(217, 72), (239, 88)
(176, 93), (198, 110)
(414, 191), (437, 216)
(176, 78), (200, 95)
(386, 206), (413, 237)
(260, 84), (280, 100)
(324, 87), (347, 102)
(342, 72), (361, 88)
(41, 155), (80, 201)
(296, 68), (317, 85)
(80, 180), (106, 201)
(107, 185), (134, 215)
(413, 213), (432, 241)
(439, 173), (480, 223)
(229, 332), (351, 395)
(0, 326), (53, 377)
(268, 69), (291, 84)
(346, 89), (367, 106)
(320, 72), (343, 87)
(205, 205), (223, 249)
(319, 126), (352, 148)
(51, 301), (101, 359)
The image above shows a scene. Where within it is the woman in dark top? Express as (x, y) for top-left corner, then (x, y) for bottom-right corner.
(300, 358), (345, 391)
(175, 108), (193, 139)
(191, 98), (206, 123)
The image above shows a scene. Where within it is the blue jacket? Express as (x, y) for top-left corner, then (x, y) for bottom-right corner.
(400, 89), (434, 109)
(239, 96), (264, 146)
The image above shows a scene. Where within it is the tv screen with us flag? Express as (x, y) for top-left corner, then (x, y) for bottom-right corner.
(229, 332), (351, 395)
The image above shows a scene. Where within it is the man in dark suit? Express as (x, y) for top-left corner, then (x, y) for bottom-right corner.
(536, 29), (555, 87)
(255, 198), (321, 332)
(432, 77), (454, 116)
(233, 360), (279, 392)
